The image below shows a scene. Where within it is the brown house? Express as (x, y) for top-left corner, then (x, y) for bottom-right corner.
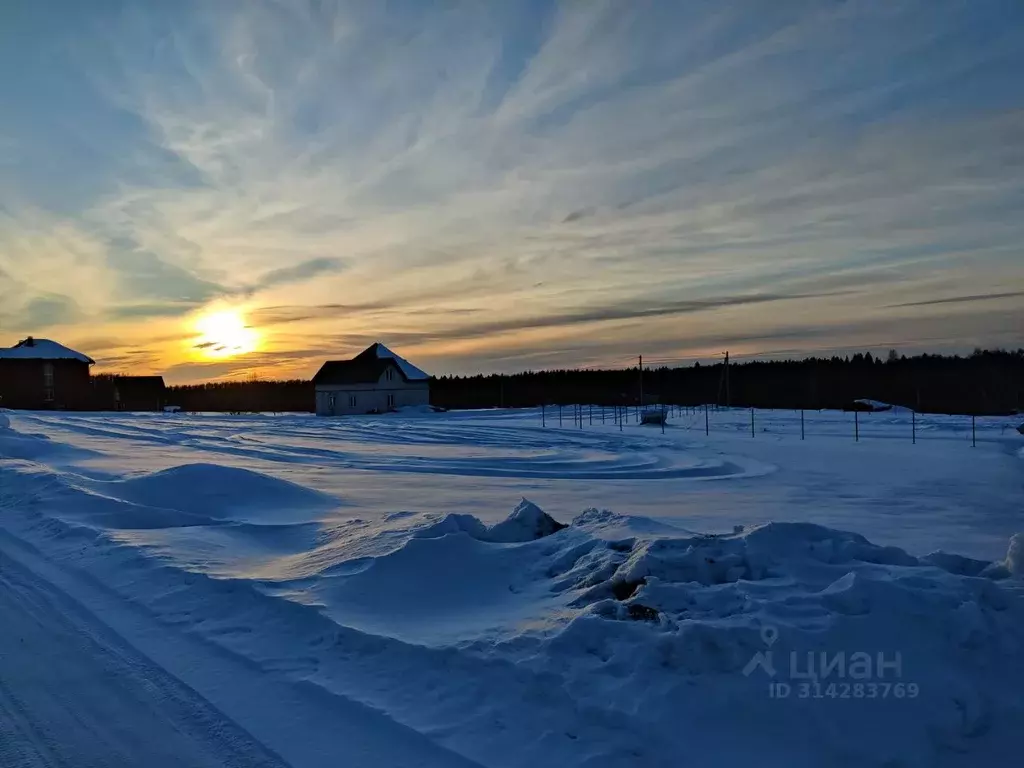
(0, 337), (94, 410)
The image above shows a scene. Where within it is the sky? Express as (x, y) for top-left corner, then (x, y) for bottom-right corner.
(1, 0), (1022, 384)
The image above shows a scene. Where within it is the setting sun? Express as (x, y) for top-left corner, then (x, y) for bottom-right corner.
(193, 310), (261, 358)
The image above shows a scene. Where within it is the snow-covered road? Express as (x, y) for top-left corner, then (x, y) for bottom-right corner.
(0, 524), (482, 768)
(1, 407), (1022, 767)
(0, 541), (286, 768)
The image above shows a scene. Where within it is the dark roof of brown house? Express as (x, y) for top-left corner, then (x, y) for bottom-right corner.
(312, 343), (429, 386)
(313, 356), (398, 386)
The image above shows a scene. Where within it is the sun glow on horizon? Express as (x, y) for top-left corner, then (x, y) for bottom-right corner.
(192, 309), (261, 359)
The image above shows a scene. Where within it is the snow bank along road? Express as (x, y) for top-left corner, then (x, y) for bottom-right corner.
(1, 407), (1022, 767)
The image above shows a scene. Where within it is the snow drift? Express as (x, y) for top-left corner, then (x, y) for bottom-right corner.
(413, 499), (566, 543)
(2, 413), (1023, 768)
(86, 463), (339, 523)
(7, 482), (1022, 767)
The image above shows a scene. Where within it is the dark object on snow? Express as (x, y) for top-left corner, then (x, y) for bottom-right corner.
(1017, 423), (1024, 436)
(626, 604), (659, 622)
(640, 408), (668, 425)
(611, 579), (645, 601)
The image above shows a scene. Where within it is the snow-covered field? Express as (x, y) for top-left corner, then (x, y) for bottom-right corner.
(1, 406), (1022, 767)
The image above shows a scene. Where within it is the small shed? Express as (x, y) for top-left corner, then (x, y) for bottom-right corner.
(92, 375), (167, 411)
(313, 343), (430, 416)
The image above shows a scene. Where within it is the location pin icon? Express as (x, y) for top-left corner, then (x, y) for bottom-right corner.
(761, 626), (779, 647)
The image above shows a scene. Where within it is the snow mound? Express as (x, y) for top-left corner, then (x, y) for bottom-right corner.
(532, 521), (1024, 765)
(393, 404), (438, 415)
(487, 499), (568, 542)
(413, 513), (489, 540)
(302, 510), (1024, 764)
(571, 507), (698, 537)
(926, 535), (1024, 580)
(920, 550), (992, 576)
(0, 423), (98, 462)
(91, 464), (338, 522)
(415, 499), (566, 543)
(310, 526), (552, 644)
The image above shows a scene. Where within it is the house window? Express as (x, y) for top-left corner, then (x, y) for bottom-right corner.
(387, 394), (395, 409)
(328, 394), (336, 411)
(349, 395), (357, 408)
(385, 367), (394, 382)
(43, 363), (54, 402)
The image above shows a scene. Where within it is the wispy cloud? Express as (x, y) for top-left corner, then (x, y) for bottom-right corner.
(20, 294), (82, 330)
(2, 1), (1023, 379)
(244, 256), (347, 293)
(888, 291), (1024, 309)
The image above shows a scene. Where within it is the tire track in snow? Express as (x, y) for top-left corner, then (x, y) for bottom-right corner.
(0, 524), (485, 768)
(15, 413), (770, 481)
(0, 547), (288, 768)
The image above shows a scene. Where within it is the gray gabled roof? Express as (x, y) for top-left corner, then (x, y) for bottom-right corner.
(312, 343), (430, 386)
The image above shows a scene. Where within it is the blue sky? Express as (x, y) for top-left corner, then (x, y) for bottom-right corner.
(1, 0), (1022, 382)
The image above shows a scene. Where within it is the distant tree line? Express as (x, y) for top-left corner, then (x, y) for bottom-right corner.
(169, 379), (313, 413)
(167, 349), (1024, 416)
(431, 349), (1024, 415)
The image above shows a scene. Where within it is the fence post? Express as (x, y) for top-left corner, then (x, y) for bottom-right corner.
(972, 415), (976, 448)
(854, 410), (859, 442)
(559, 405), (562, 427)
(619, 406), (623, 432)
(800, 409), (805, 440)
(579, 404), (583, 430)
(589, 404), (593, 426)
(912, 410), (915, 444)
(542, 402), (546, 428)
(602, 406), (606, 424)
(705, 404), (709, 436)
(750, 407), (755, 438)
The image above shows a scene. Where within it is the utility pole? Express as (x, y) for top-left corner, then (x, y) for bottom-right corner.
(639, 355), (644, 410)
(724, 351), (730, 408)
(716, 351), (730, 408)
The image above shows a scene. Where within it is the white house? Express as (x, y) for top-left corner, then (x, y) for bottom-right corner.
(313, 343), (431, 416)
